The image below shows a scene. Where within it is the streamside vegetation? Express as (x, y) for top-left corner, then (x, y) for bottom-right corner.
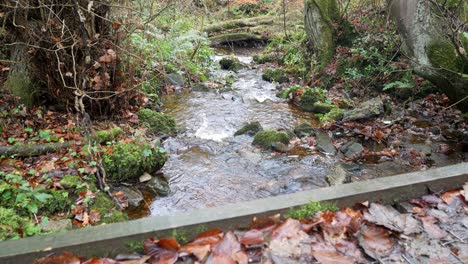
(0, 0), (466, 249)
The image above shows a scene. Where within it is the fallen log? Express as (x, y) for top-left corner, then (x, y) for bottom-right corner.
(0, 127), (122, 157)
(209, 33), (267, 46)
(205, 16), (275, 35)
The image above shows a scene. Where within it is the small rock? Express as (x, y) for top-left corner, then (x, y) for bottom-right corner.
(234, 121), (263, 136)
(327, 162), (355, 185)
(344, 143), (364, 158)
(116, 186), (144, 207)
(406, 144), (432, 156)
(343, 98), (384, 121)
(41, 219), (72, 233)
(166, 73), (185, 86)
(147, 177), (170, 196)
(315, 131), (336, 155)
(272, 142), (290, 153)
(293, 123), (314, 138)
(139, 172), (152, 183)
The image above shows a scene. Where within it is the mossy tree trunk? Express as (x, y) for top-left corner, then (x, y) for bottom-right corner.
(390, 0), (468, 111)
(304, 0), (340, 70)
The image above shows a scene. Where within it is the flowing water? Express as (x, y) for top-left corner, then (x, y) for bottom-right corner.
(149, 54), (332, 216)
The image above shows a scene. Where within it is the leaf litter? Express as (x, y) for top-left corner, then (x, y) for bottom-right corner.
(35, 186), (467, 263)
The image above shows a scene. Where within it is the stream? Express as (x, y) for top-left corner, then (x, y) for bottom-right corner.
(149, 53), (332, 216)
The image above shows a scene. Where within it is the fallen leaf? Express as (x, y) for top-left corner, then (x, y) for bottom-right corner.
(34, 252), (82, 264)
(312, 242), (356, 264)
(144, 238), (179, 264)
(208, 231), (248, 264)
(364, 203), (420, 235)
(240, 229), (264, 246)
(358, 225), (394, 260)
(420, 217), (447, 239)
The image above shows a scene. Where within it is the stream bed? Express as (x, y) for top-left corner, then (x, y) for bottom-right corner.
(149, 54), (331, 216)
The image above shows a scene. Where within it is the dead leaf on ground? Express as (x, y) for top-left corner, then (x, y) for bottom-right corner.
(312, 242), (356, 264)
(143, 238), (180, 264)
(358, 225), (394, 260)
(207, 231), (248, 264)
(364, 203), (420, 235)
(34, 252), (82, 264)
(420, 217), (447, 239)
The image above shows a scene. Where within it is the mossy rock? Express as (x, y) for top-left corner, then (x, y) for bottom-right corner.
(90, 193), (128, 224)
(103, 141), (168, 182)
(262, 69), (288, 83)
(0, 207), (40, 240)
(94, 128), (122, 144)
(294, 122), (314, 138)
(320, 108), (345, 123)
(297, 87), (329, 112)
(252, 130), (290, 149)
(427, 40), (464, 72)
(219, 57), (243, 71)
(137, 109), (176, 135)
(234, 121), (263, 136)
(253, 53), (277, 64)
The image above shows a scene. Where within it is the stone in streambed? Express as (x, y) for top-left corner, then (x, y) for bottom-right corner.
(343, 98), (384, 121)
(252, 130), (290, 150)
(344, 143), (364, 158)
(115, 186), (144, 208)
(234, 121), (263, 136)
(293, 122), (314, 138)
(315, 131), (336, 155)
(147, 177), (170, 197)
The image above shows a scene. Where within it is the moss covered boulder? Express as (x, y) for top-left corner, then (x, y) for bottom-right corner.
(262, 69), (288, 83)
(320, 107), (345, 122)
(219, 57), (243, 71)
(90, 193), (128, 224)
(137, 109), (176, 135)
(252, 130), (290, 149)
(103, 141), (168, 182)
(234, 121), (263, 136)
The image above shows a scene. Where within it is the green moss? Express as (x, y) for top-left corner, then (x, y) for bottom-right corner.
(219, 57), (243, 71)
(253, 53), (277, 64)
(90, 193), (128, 224)
(234, 121), (263, 136)
(94, 128), (122, 144)
(287, 201), (338, 220)
(320, 108), (345, 122)
(252, 130), (290, 149)
(427, 40), (463, 72)
(43, 190), (72, 215)
(297, 87), (328, 112)
(5, 73), (35, 108)
(103, 141), (167, 182)
(0, 207), (40, 240)
(137, 109), (176, 135)
(311, 102), (335, 114)
(59, 175), (82, 189)
(262, 69), (288, 83)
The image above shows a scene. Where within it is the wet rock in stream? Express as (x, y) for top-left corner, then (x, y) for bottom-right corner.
(147, 177), (171, 197)
(315, 131), (336, 156)
(115, 186), (144, 207)
(234, 121), (263, 136)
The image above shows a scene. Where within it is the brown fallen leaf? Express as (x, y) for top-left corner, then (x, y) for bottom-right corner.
(358, 225), (394, 260)
(34, 252), (82, 264)
(312, 242), (356, 264)
(144, 238), (180, 264)
(364, 203), (420, 235)
(420, 216), (447, 239)
(82, 257), (117, 264)
(240, 229), (264, 246)
(207, 231), (248, 264)
(180, 228), (224, 261)
(271, 218), (302, 240)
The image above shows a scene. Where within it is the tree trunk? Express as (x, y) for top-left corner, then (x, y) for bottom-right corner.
(389, 0), (468, 111)
(304, 0), (340, 69)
